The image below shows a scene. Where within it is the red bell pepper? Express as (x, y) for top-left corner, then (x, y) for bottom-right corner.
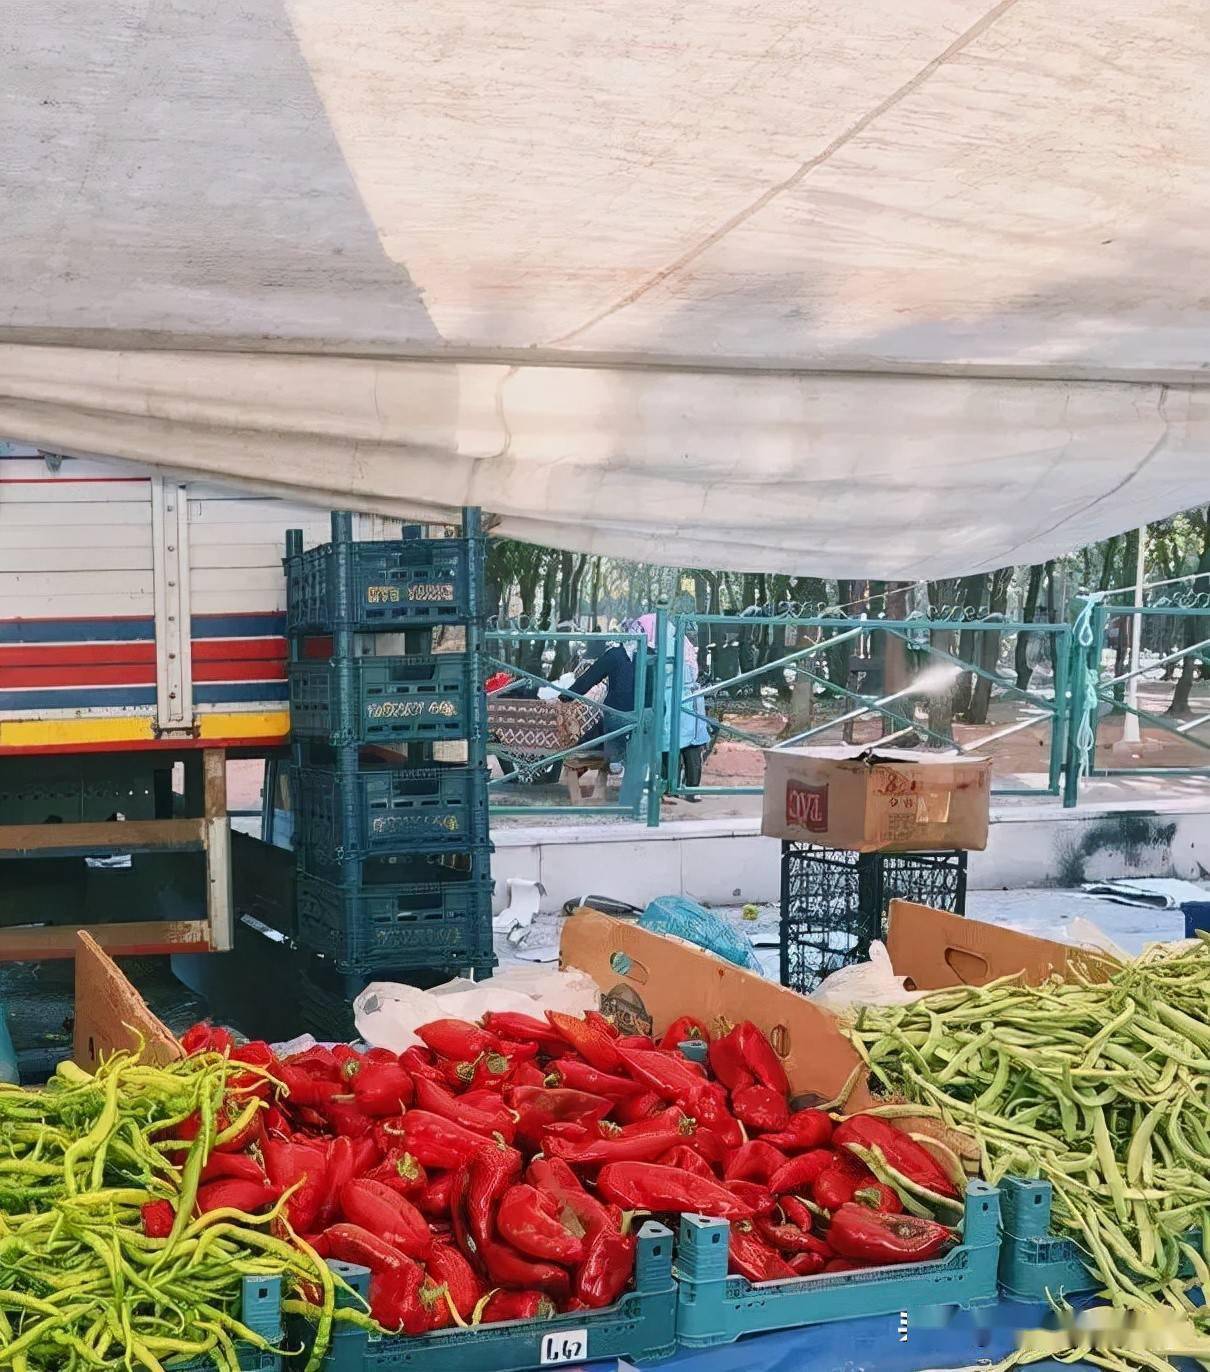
(480, 1236), (571, 1302)
(596, 1162), (753, 1220)
(263, 1138), (328, 1233)
(825, 1257), (864, 1272)
(831, 1115), (960, 1200)
(417, 1018), (501, 1062)
(414, 1077), (516, 1141)
(331, 1043), (361, 1076)
(707, 1024), (755, 1093)
(527, 1156), (618, 1238)
(141, 1200), (175, 1238)
(180, 1022), (234, 1056)
(417, 1171), (455, 1219)
(427, 1241), (484, 1322)
(735, 1022), (789, 1095)
(768, 1148), (837, 1196)
(323, 1223), (412, 1274)
(761, 1108), (834, 1154)
(465, 1141), (523, 1253)
(509, 1060), (548, 1089)
(613, 1090), (664, 1125)
(399, 1111), (507, 1170)
(854, 1182), (903, 1215)
(657, 1144), (716, 1178)
(275, 1063), (343, 1109)
(368, 1264), (450, 1334)
(781, 1195), (815, 1231)
(478, 1290), (556, 1323)
(790, 1249), (830, 1275)
(657, 1015), (710, 1049)
(507, 1086), (612, 1149)
(200, 1152), (267, 1185)
(694, 1085), (744, 1148)
(615, 1045), (706, 1104)
(196, 1178), (277, 1215)
(545, 1123), (694, 1167)
(284, 1045), (342, 1081)
(443, 1050), (516, 1094)
(814, 1163), (870, 1212)
(497, 1184), (585, 1264)
(732, 1083), (790, 1134)
(364, 1151), (427, 1199)
(683, 1126), (730, 1170)
(480, 1011), (565, 1052)
(616, 1033), (656, 1050)
(340, 1179), (432, 1260)
(728, 1224), (796, 1282)
(545, 1058), (644, 1098)
(573, 1226), (636, 1309)
(827, 1204), (953, 1265)
(315, 1136), (359, 1228)
(398, 1045), (445, 1084)
(351, 1062), (415, 1117)
(585, 1010), (621, 1040)
(755, 1217), (830, 1255)
(546, 1011), (622, 1072)
(350, 1132), (381, 1176)
(725, 1180), (776, 1216)
(724, 1140), (788, 1186)
(323, 1098), (374, 1139)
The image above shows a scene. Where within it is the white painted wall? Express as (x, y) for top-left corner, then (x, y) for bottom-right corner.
(490, 800), (1210, 913)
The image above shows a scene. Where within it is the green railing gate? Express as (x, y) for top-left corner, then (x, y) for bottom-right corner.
(655, 612), (1072, 808)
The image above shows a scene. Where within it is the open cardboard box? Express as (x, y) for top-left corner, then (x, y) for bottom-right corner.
(559, 900), (1117, 1163)
(72, 931), (182, 1070)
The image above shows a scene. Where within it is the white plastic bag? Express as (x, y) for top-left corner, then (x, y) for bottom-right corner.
(354, 967), (598, 1053)
(810, 941), (928, 1011)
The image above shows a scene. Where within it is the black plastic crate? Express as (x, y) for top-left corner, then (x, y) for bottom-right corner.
(779, 843), (966, 993)
(291, 761), (488, 873)
(286, 537), (479, 633)
(295, 868), (495, 974)
(291, 843), (492, 891)
(288, 653), (478, 746)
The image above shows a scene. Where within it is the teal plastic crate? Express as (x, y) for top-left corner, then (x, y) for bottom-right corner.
(292, 762), (489, 872)
(174, 1274), (282, 1371)
(295, 870), (494, 974)
(998, 1176), (1201, 1301)
(286, 537), (479, 633)
(675, 1181), (1001, 1348)
(289, 655), (478, 746)
(312, 1222), (677, 1371)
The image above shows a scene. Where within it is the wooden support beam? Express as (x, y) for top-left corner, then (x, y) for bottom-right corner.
(0, 920), (212, 962)
(202, 748), (233, 952)
(0, 818), (205, 859)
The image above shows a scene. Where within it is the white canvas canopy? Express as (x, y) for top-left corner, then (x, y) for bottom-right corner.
(2, 0), (1208, 575)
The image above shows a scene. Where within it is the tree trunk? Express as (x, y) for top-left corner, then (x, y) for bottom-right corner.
(1168, 511), (1210, 715)
(951, 575), (986, 719)
(968, 568), (1012, 725)
(825, 580), (857, 693)
(923, 580), (959, 746)
(1097, 538), (1118, 592)
(588, 557), (603, 629)
(1014, 563), (1045, 690)
(1111, 534), (1136, 709)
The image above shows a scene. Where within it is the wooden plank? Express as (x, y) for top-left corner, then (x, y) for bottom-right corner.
(0, 818), (204, 858)
(202, 750), (227, 818)
(73, 930), (184, 1068)
(0, 548), (154, 573)
(0, 920), (208, 965)
(0, 503), (151, 527)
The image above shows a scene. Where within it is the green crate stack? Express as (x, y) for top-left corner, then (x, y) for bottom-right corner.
(284, 510), (494, 1033)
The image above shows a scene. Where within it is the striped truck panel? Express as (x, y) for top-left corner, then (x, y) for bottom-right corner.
(0, 453), (391, 753)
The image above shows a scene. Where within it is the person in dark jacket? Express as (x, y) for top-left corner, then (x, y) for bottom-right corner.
(544, 623), (652, 774)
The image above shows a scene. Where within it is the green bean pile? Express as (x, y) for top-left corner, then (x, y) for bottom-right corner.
(844, 934), (1210, 1367)
(0, 1050), (336, 1372)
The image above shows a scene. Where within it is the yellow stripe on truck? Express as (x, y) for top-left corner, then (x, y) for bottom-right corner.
(0, 711), (290, 751)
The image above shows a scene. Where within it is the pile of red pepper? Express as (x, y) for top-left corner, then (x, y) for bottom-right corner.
(168, 1010), (963, 1335)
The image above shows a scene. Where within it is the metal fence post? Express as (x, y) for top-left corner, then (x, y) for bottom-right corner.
(646, 609), (669, 827)
(1048, 624), (1070, 797)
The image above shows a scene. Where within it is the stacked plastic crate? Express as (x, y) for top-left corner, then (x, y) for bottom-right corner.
(283, 509), (494, 1039)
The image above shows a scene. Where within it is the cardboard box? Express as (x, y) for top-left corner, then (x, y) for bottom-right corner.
(885, 900), (1115, 989)
(761, 745), (991, 852)
(73, 931), (182, 1070)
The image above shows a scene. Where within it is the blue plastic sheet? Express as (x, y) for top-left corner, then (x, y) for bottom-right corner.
(639, 896), (764, 974)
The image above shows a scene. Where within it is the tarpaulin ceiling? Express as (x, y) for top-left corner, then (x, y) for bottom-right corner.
(2, 0), (1208, 576)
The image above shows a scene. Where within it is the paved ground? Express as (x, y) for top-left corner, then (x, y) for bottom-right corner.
(493, 885), (1195, 981)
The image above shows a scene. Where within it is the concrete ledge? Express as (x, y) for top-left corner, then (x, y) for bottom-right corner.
(490, 797), (1210, 913)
